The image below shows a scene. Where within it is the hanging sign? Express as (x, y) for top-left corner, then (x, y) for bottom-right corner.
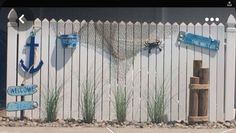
(7, 85), (37, 96)
(60, 33), (79, 48)
(6, 101), (38, 111)
(178, 31), (220, 51)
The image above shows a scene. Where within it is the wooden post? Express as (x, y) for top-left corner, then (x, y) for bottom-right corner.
(193, 60), (202, 77)
(198, 68), (209, 117)
(225, 14), (236, 120)
(189, 77), (199, 118)
(20, 84), (25, 120)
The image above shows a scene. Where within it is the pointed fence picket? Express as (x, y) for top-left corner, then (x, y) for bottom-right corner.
(6, 13), (236, 122)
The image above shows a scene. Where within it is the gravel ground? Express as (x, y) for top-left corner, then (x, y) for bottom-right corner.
(0, 127), (235, 133)
(0, 116), (236, 129)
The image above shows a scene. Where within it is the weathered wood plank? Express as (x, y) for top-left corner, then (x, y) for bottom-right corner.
(194, 23), (202, 60)
(209, 23), (217, 121)
(186, 23), (195, 119)
(110, 21), (118, 121)
(202, 23), (210, 68)
(133, 22), (141, 122)
(164, 22), (172, 121)
(125, 21), (134, 121)
(79, 20), (88, 120)
(216, 23), (225, 121)
(141, 22), (148, 122)
(102, 21), (110, 121)
(56, 19), (64, 119)
(146, 22), (157, 122)
(225, 15), (236, 120)
(63, 20), (73, 119)
(32, 19), (41, 119)
(171, 23), (179, 121)
(18, 21), (34, 118)
(179, 23), (187, 120)
(156, 22), (164, 121)
(71, 20), (80, 119)
(7, 20), (18, 117)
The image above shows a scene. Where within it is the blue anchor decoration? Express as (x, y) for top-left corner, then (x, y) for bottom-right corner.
(20, 31), (43, 74)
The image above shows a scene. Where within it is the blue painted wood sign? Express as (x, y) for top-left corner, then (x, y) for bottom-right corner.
(7, 85), (37, 96)
(60, 34), (79, 48)
(178, 31), (220, 51)
(6, 101), (38, 111)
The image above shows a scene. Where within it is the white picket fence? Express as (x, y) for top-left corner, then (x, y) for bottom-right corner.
(6, 9), (236, 122)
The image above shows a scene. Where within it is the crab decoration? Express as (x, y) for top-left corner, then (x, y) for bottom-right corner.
(144, 40), (163, 54)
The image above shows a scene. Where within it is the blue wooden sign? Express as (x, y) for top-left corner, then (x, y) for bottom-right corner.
(178, 31), (220, 51)
(6, 101), (38, 111)
(7, 85), (37, 96)
(60, 34), (79, 48)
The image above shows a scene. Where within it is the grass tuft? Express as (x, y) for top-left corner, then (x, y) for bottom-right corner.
(44, 86), (62, 122)
(113, 87), (130, 123)
(81, 80), (98, 123)
(147, 81), (167, 123)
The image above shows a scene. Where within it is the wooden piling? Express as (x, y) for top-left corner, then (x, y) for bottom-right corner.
(189, 77), (199, 117)
(198, 68), (209, 117)
(193, 60), (202, 77)
(189, 60), (209, 123)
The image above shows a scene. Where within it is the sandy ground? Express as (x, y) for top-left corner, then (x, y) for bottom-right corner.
(0, 127), (236, 133)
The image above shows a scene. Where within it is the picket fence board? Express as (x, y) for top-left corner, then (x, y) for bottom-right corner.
(56, 19), (64, 119)
(133, 22), (141, 122)
(194, 23), (202, 60)
(225, 15), (236, 120)
(179, 23), (187, 120)
(18, 21), (34, 118)
(79, 20), (88, 120)
(71, 20), (80, 120)
(171, 23), (179, 121)
(156, 22), (164, 121)
(7, 21), (18, 118)
(32, 18), (42, 119)
(148, 22), (157, 121)
(102, 20), (110, 121)
(164, 22), (172, 121)
(125, 21), (134, 121)
(186, 23), (195, 120)
(209, 23), (217, 121)
(216, 23), (225, 121)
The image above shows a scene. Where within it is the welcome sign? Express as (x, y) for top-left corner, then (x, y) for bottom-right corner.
(6, 84), (38, 111)
(7, 85), (37, 96)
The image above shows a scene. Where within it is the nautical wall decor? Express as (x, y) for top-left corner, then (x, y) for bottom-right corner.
(6, 84), (38, 111)
(20, 31), (43, 74)
(178, 31), (220, 51)
(6, 101), (38, 111)
(144, 40), (163, 54)
(7, 85), (37, 96)
(60, 33), (79, 48)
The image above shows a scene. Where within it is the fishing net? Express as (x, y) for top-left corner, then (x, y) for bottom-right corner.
(78, 21), (164, 85)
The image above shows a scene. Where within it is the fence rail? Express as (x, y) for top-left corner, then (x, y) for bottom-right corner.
(6, 9), (236, 122)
